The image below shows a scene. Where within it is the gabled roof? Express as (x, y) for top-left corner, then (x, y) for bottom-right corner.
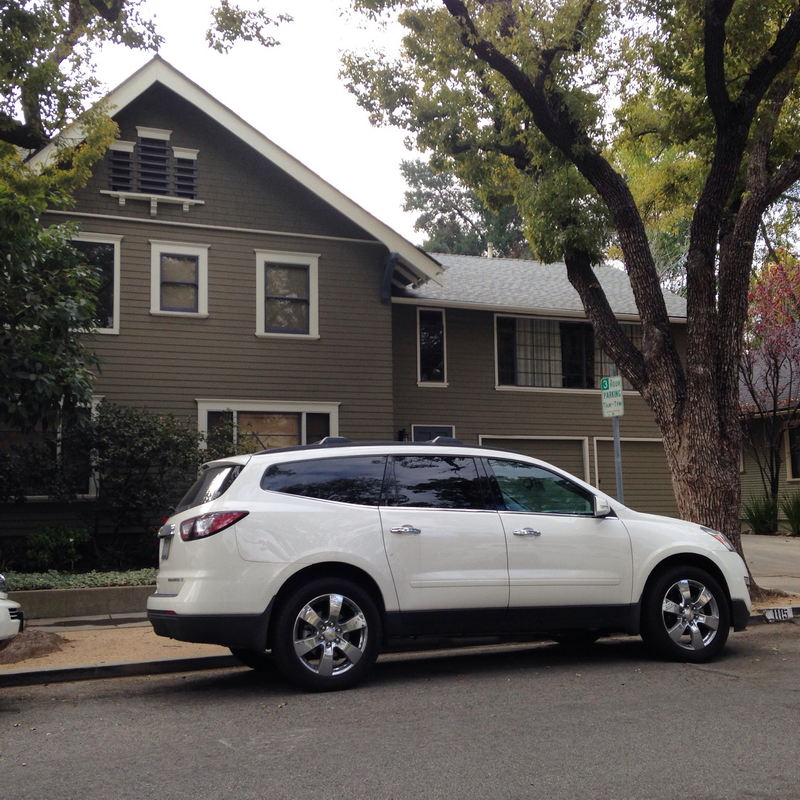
(31, 55), (443, 288)
(396, 253), (687, 322)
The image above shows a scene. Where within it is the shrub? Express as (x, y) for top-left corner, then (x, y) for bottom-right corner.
(4, 568), (157, 591)
(742, 492), (779, 534)
(780, 492), (800, 536)
(24, 525), (91, 572)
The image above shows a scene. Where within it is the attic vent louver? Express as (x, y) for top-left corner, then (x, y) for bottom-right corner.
(138, 136), (170, 195)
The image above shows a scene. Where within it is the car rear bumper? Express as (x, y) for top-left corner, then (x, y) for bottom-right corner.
(148, 605), (273, 651)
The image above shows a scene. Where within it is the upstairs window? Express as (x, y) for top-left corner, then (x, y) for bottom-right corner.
(256, 250), (319, 339)
(73, 234), (122, 334)
(150, 241), (209, 317)
(418, 308), (447, 385)
(496, 316), (641, 390)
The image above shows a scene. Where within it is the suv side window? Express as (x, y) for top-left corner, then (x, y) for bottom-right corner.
(260, 456), (387, 506)
(487, 458), (593, 515)
(385, 455), (485, 509)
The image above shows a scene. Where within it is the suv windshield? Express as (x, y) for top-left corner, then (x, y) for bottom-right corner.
(176, 464), (243, 512)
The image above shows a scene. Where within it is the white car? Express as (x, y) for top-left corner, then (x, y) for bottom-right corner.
(148, 439), (752, 691)
(0, 574), (24, 651)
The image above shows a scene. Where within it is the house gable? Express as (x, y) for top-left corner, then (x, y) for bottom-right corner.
(33, 56), (441, 289)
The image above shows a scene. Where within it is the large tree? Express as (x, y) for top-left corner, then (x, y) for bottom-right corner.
(402, 158), (532, 255)
(343, 0), (800, 548)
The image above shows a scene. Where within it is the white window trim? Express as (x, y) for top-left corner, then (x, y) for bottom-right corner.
(255, 250), (320, 340)
(196, 399), (339, 449)
(73, 233), (122, 335)
(137, 126), (172, 140)
(417, 307), (448, 387)
(150, 240), (209, 317)
(172, 146), (199, 160)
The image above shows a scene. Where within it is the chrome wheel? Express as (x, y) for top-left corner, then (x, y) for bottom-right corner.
(642, 566), (730, 662)
(660, 578), (720, 651)
(291, 593), (369, 678)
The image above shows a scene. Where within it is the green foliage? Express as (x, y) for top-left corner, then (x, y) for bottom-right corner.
(780, 493), (800, 537)
(0, 191), (104, 431)
(4, 568), (156, 592)
(88, 402), (203, 532)
(23, 525), (91, 573)
(742, 493), (779, 535)
(0, 1), (290, 150)
(206, 0), (291, 53)
(401, 158), (532, 256)
(1, 403), (202, 569)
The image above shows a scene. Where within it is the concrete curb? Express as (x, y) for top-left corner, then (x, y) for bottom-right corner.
(1, 609), (797, 688)
(0, 654), (240, 687)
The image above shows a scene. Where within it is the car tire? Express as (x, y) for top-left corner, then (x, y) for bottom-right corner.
(641, 565), (730, 662)
(271, 577), (381, 692)
(230, 648), (273, 672)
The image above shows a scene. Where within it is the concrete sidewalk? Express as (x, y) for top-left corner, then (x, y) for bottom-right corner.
(1, 533), (798, 687)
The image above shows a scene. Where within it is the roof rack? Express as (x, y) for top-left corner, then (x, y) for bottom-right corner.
(426, 436), (463, 445)
(316, 436), (353, 447)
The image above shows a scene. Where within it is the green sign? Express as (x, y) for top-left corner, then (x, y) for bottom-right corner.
(601, 375), (624, 417)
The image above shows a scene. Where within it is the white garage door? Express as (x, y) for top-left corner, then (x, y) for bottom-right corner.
(596, 439), (678, 517)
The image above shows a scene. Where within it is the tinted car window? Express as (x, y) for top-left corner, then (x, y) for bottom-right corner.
(386, 455), (484, 509)
(488, 458), (593, 515)
(177, 464), (243, 512)
(260, 456), (387, 506)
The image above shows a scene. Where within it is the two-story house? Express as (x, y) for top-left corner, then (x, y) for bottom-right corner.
(18, 56), (688, 531)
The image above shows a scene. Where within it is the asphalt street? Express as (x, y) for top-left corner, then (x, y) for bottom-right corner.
(2, 623), (799, 800)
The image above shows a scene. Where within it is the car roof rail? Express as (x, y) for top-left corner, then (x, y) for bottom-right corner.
(316, 436), (353, 447)
(427, 436), (463, 445)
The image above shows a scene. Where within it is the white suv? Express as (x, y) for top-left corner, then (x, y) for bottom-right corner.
(147, 439), (751, 691)
(0, 574), (24, 651)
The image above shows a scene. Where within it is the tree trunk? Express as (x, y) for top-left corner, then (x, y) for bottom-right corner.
(659, 415), (744, 554)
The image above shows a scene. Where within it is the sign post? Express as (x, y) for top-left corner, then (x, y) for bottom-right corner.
(601, 368), (625, 504)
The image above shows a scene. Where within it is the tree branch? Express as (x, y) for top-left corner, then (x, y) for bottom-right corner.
(703, 0), (735, 129)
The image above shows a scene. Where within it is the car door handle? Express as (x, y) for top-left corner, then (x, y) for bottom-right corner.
(390, 525), (422, 535)
(513, 528), (542, 537)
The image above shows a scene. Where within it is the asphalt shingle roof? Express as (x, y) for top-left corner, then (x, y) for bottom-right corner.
(401, 253), (687, 320)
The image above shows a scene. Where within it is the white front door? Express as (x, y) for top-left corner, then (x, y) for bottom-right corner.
(486, 458), (633, 608)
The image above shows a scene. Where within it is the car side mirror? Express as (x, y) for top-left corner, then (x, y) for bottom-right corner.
(593, 496), (612, 517)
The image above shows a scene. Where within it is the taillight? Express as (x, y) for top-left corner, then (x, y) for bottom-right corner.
(180, 511), (249, 541)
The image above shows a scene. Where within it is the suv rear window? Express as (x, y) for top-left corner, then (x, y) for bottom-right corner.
(176, 464), (243, 512)
(260, 456), (387, 506)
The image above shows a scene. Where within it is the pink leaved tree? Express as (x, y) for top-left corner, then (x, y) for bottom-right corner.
(740, 252), (800, 525)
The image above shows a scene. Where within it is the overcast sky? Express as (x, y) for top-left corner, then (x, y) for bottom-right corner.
(93, 0), (422, 242)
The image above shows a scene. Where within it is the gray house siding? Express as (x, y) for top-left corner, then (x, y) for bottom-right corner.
(40, 85), (398, 444)
(392, 303), (680, 516)
(69, 83), (372, 242)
